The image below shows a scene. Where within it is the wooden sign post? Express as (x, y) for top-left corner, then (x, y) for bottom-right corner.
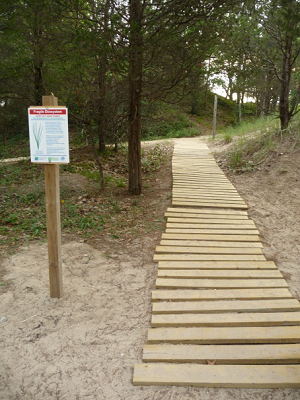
(44, 94), (62, 298)
(28, 94), (69, 298)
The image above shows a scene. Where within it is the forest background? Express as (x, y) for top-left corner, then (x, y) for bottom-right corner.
(0, 0), (299, 195)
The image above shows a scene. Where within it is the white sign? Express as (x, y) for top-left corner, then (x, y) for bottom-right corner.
(28, 108), (70, 163)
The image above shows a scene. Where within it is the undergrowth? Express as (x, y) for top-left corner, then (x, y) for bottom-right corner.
(0, 143), (170, 248)
(218, 114), (300, 172)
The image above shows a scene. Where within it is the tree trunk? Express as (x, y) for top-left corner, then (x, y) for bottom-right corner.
(33, 15), (45, 106)
(98, 0), (110, 152)
(98, 66), (106, 153)
(279, 40), (292, 130)
(128, 0), (142, 195)
(89, 122), (104, 191)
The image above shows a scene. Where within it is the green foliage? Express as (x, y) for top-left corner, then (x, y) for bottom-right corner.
(220, 117), (278, 140)
(141, 102), (199, 140)
(226, 117), (280, 171)
(141, 143), (168, 172)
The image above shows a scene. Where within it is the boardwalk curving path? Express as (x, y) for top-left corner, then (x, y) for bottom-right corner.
(133, 139), (300, 388)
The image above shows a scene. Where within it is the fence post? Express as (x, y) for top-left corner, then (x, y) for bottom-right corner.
(213, 94), (217, 139)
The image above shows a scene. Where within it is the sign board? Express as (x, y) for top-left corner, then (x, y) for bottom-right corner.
(28, 107), (69, 163)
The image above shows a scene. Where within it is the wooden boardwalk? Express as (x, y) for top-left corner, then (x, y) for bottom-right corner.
(133, 139), (300, 388)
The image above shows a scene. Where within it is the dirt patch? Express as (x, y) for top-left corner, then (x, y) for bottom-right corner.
(1, 137), (300, 399)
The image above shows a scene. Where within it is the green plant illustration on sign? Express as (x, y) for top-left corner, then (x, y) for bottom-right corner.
(32, 122), (43, 149)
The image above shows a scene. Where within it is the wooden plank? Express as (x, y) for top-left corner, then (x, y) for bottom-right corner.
(142, 344), (300, 364)
(165, 229), (259, 234)
(133, 364), (300, 388)
(172, 193), (242, 199)
(152, 288), (292, 302)
(172, 192), (240, 197)
(157, 261), (277, 270)
(172, 201), (248, 209)
(165, 212), (248, 219)
(160, 240), (262, 248)
(167, 218), (255, 225)
(162, 234), (260, 241)
(166, 223), (256, 229)
(167, 207), (248, 215)
(157, 269), (282, 279)
(152, 299), (300, 314)
(155, 278), (288, 289)
(154, 254), (266, 262)
(151, 312), (300, 328)
(147, 326), (300, 344)
(155, 246), (263, 255)
(172, 198), (246, 205)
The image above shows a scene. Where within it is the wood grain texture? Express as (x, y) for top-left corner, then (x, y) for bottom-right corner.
(133, 364), (300, 387)
(157, 260), (277, 269)
(142, 344), (300, 364)
(157, 269), (282, 279)
(152, 288), (292, 301)
(152, 299), (300, 314)
(155, 278), (288, 289)
(147, 325), (300, 344)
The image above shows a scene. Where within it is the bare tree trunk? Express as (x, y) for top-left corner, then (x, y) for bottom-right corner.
(128, 0), (142, 195)
(33, 19), (45, 106)
(89, 122), (104, 191)
(98, 0), (110, 152)
(279, 40), (292, 130)
(98, 66), (106, 153)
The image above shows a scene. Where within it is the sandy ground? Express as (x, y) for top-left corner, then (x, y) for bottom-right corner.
(1, 137), (300, 399)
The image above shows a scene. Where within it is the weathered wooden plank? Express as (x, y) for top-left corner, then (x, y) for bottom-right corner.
(160, 240), (262, 248)
(167, 207), (248, 215)
(152, 299), (300, 314)
(152, 288), (292, 302)
(155, 278), (288, 289)
(166, 223), (256, 229)
(167, 218), (255, 225)
(165, 213), (248, 220)
(133, 363), (300, 388)
(157, 261), (277, 270)
(172, 198), (246, 206)
(157, 269), (282, 279)
(142, 344), (300, 364)
(165, 229), (259, 235)
(172, 193), (242, 199)
(147, 326), (300, 344)
(151, 312), (300, 328)
(155, 246), (263, 255)
(154, 254), (266, 262)
(162, 234), (260, 241)
(172, 201), (248, 209)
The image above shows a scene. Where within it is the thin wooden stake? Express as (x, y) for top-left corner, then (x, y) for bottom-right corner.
(43, 95), (63, 298)
(213, 94), (217, 139)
